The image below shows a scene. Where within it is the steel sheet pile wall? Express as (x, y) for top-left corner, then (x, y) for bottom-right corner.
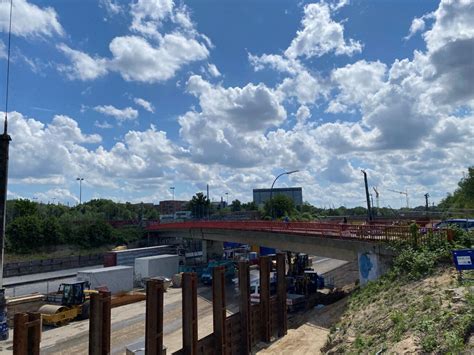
(77, 266), (133, 294)
(134, 254), (179, 281)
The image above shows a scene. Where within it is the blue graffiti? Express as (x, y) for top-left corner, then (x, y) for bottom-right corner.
(359, 253), (373, 279)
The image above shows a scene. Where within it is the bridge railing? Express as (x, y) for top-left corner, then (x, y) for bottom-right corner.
(147, 221), (447, 244)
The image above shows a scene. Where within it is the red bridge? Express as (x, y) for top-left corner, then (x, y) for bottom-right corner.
(147, 220), (443, 244)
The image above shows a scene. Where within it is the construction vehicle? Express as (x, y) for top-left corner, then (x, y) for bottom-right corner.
(39, 281), (96, 326)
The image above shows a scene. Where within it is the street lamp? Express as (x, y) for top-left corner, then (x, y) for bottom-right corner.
(225, 192), (229, 207)
(76, 177), (84, 205)
(269, 170), (299, 219)
(170, 186), (175, 201)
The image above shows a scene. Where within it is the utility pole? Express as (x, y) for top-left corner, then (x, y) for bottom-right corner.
(0, 0), (13, 340)
(424, 193), (430, 212)
(361, 170), (373, 222)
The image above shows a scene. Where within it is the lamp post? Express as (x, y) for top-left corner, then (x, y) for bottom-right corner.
(269, 170), (299, 219)
(76, 177), (84, 205)
(225, 192), (229, 207)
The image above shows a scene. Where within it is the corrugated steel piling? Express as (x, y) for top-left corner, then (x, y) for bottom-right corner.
(182, 272), (198, 355)
(145, 278), (164, 355)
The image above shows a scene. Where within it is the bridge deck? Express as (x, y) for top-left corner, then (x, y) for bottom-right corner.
(147, 221), (445, 244)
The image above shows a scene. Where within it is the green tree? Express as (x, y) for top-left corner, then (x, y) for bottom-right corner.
(6, 215), (42, 253)
(242, 201), (258, 211)
(439, 166), (474, 209)
(231, 199), (242, 212)
(41, 216), (62, 245)
(264, 195), (295, 219)
(189, 192), (210, 219)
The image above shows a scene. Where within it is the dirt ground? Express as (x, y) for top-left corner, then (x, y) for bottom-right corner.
(257, 297), (349, 354)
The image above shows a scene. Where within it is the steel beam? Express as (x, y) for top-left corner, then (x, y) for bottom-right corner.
(146, 279), (164, 355)
(238, 261), (251, 354)
(212, 266), (226, 354)
(259, 256), (271, 342)
(276, 253), (287, 337)
(182, 272), (198, 355)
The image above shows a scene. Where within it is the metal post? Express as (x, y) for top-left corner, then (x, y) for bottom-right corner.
(27, 313), (41, 355)
(276, 253), (287, 337)
(89, 292), (101, 355)
(0, 130), (11, 341)
(212, 266), (226, 354)
(238, 261), (251, 354)
(101, 291), (111, 355)
(269, 170), (299, 219)
(259, 256), (271, 342)
(13, 313), (28, 355)
(182, 272), (197, 355)
(146, 279), (164, 355)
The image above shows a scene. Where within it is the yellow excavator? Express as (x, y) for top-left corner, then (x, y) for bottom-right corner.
(39, 281), (97, 326)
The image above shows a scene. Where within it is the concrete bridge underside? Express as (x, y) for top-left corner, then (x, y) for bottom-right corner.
(156, 228), (393, 263)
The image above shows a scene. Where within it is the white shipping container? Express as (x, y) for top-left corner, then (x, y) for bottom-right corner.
(134, 254), (179, 282)
(77, 266), (133, 295)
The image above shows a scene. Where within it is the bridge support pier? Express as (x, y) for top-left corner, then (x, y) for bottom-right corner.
(358, 251), (392, 286)
(202, 240), (224, 262)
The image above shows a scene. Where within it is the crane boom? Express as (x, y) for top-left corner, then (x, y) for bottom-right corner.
(386, 188), (409, 208)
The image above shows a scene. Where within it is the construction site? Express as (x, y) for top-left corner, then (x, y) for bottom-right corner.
(0, 238), (360, 354)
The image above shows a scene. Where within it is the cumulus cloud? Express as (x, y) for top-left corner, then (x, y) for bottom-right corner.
(108, 34), (208, 83)
(328, 60), (387, 113)
(178, 76), (287, 166)
(94, 105), (139, 122)
(0, 0), (64, 37)
(57, 44), (108, 80)
(58, 1), (210, 83)
(134, 98), (155, 113)
(285, 2), (362, 59)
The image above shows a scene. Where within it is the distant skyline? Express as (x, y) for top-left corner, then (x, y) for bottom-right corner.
(0, 0), (473, 208)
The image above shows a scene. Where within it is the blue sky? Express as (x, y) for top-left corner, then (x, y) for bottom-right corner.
(0, 0), (472, 208)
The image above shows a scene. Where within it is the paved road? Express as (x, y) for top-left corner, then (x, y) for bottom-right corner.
(3, 265), (103, 298)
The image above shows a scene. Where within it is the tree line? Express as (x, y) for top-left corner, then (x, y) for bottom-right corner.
(5, 199), (158, 253)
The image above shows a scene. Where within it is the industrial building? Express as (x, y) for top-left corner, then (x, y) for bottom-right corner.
(158, 200), (188, 215)
(253, 187), (303, 207)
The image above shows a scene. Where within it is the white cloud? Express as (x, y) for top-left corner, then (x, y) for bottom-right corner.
(285, 2), (362, 59)
(57, 44), (108, 80)
(328, 60), (387, 113)
(134, 98), (155, 113)
(0, 0), (64, 37)
(207, 63), (221, 77)
(94, 105), (139, 122)
(405, 16), (429, 40)
(99, 0), (123, 17)
(108, 34), (209, 83)
(130, 0), (174, 38)
(178, 75), (287, 167)
(295, 105), (311, 124)
(94, 120), (113, 129)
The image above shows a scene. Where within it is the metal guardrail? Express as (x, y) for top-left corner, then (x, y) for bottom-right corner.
(147, 220), (448, 244)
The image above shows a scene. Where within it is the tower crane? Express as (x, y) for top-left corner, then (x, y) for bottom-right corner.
(387, 188), (409, 209)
